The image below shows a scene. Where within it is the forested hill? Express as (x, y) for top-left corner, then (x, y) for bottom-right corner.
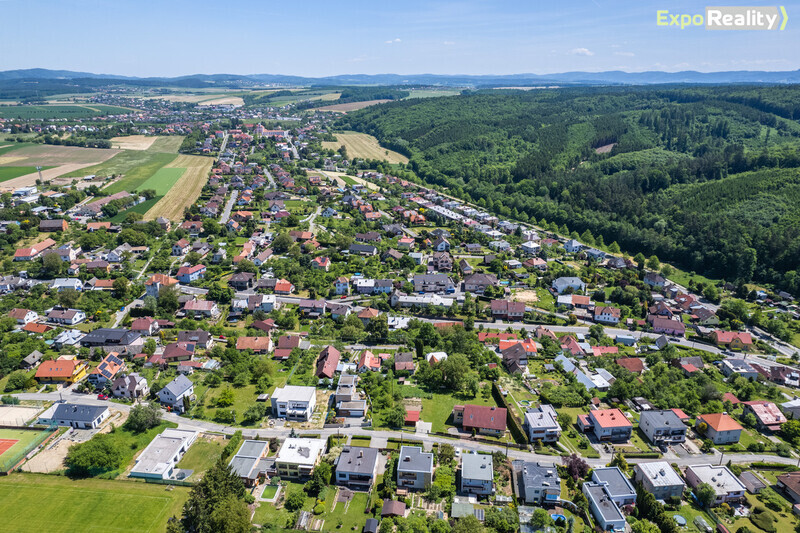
(337, 86), (800, 292)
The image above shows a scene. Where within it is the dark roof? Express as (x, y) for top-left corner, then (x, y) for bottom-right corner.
(80, 328), (140, 346)
(363, 519), (379, 533)
(52, 403), (107, 423)
(381, 500), (406, 517)
(177, 330), (211, 343)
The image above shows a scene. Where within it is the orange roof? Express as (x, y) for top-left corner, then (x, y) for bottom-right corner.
(698, 413), (743, 432)
(274, 279), (293, 293)
(146, 273), (178, 286)
(35, 359), (83, 378)
(23, 323), (51, 334)
(591, 408), (633, 429)
(404, 409), (421, 423)
(671, 408), (690, 421)
(236, 336), (272, 351)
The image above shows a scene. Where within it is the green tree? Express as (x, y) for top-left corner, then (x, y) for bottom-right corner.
(180, 459), (248, 533)
(217, 388), (235, 407)
(285, 489), (306, 511)
(124, 403), (163, 433)
(385, 404), (406, 428)
(65, 434), (123, 477)
(452, 515), (483, 533)
(112, 277), (129, 298)
(646, 255), (660, 270)
(695, 482), (716, 508)
(632, 519), (660, 533)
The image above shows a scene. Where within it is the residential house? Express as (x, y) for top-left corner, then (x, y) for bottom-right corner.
(157, 375), (194, 413)
(491, 300), (526, 321)
(463, 273), (498, 295)
(172, 239), (191, 256)
(639, 410), (687, 445)
(650, 317), (686, 337)
(452, 404), (507, 436)
(87, 352), (126, 387)
(19, 350), (43, 370)
(236, 336), (273, 354)
(183, 299), (219, 318)
(8, 308), (38, 325)
(334, 276), (350, 295)
(275, 438), (326, 479)
(720, 358), (759, 380)
(413, 274), (454, 293)
(524, 404), (561, 443)
(776, 472), (800, 504)
(145, 274), (178, 298)
(512, 461), (561, 505)
(685, 465), (746, 505)
(460, 453), (494, 496)
(129, 428), (198, 480)
(228, 440), (272, 487)
(176, 264), (206, 284)
(742, 401), (787, 432)
(271, 385), (316, 421)
(695, 413), (743, 444)
(316, 346), (340, 379)
(177, 330), (213, 349)
(578, 408), (632, 442)
(35, 358), (88, 384)
(633, 462), (685, 501)
(335, 446), (380, 491)
(551, 277), (586, 294)
(643, 272), (667, 289)
(397, 446), (434, 491)
(111, 373), (149, 400)
(712, 331), (753, 351)
(229, 272), (255, 291)
(594, 306), (621, 325)
(38, 403), (109, 429)
(130, 317), (159, 336)
(394, 352), (416, 374)
(582, 467), (635, 532)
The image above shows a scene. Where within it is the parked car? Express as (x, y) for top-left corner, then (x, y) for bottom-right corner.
(97, 393), (108, 400)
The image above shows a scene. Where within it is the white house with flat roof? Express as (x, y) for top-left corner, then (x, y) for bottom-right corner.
(275, 438), (325, 479)
(524, 404), (561, 443)
(129, 429), (198, 480)
(460, 453), (494, 496)
(685, 464), (746, 505)
(270, 385), (316, 421)
(633, 462), (685, 501)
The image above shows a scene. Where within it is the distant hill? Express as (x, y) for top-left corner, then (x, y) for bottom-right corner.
(1, 68), (800, 86)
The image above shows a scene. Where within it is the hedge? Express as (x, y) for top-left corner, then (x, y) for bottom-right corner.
(492, 382), (529, 445)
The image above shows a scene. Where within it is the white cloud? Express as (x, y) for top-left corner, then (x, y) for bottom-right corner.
(570, 48), (594, 56)
(614, 51), (635, 57)
(385, 38), (402, 44)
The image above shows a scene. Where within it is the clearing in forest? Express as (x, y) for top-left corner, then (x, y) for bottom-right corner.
(322, 131), (408, 164)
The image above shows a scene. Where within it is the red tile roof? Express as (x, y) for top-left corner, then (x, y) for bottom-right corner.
(461, 404), (507, 432)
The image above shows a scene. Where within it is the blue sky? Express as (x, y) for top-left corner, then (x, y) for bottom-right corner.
(2, 0), (798, 77)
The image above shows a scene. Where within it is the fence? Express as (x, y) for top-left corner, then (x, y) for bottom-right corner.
(0, 424), (60, 474)
(142, 477), (195, 487)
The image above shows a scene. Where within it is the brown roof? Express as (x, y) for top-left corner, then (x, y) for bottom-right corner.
(615, 358), (644, 374)
(236, 336), (272, 352)
(315, 346), (340, 378)
(461, 404), (507, 432)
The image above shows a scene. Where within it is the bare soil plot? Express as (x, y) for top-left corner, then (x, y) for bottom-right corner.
(594, 143), (616, 154)
(314, 99), (392, 112)
(0, 156), (26, 164)
(145, 155), (213, 221)
(110, 135), (158, 151)
(322, 132), (408, 164)
(0, 406), (41, 426)
(513, 290), (539, 303)
(199, 96), (244, 106)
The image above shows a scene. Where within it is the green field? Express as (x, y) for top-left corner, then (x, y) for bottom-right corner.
(148, 136), (185, 153)
(62, 150), (178, 193)
(109, 197), (162, 222)
(0, 166), (48, 182)
(138, 167), (186, 195)
(0, 104), (135, 119)
(0, 473), (189, 533)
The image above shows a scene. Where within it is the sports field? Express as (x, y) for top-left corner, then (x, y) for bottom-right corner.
(322, 131), (409, 164)
(145, 155), (213, 221)
(0, 473), (190, 533)
(0, 428), (44, 469)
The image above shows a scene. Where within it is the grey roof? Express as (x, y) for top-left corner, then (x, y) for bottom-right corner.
(162, 374), (193, 397)
(524, 404), (561, 431)
(22, 350), (43, 365)
(336, 446), (378, 475)
(639, 409), (685, 429)
(585, 483), (625, 522)
(592, 467), (636, 499)
(363, 518), (379, 533)
(52, 403), (108, 423)
(514, 461), (559, 489)
(397, 445), (433, 474)
(461, 453), (493, 481)
(228, 440), (270, 479)
(81, 328), (140, 346)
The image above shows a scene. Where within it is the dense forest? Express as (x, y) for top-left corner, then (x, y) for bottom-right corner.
(337, 85), (800, 292)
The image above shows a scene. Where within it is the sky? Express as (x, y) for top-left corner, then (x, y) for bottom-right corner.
(2, 0), (799, 77)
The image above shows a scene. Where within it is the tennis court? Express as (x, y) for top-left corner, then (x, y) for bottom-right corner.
(0, 428), (53, 471)
(0, 439), (20, 455)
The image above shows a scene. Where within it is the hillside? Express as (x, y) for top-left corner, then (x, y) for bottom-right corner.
(338, 85), (800, 292)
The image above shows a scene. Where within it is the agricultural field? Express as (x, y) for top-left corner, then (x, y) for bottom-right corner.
(145, 154), (213, 221)
(0, 144), (119, 188)
(0, 104), (136, 119)
(314, 99), (391, 112)
(66, 150), (178, 193)
(109, 135), (158, 151)
(322, 131), (408, 164)
(0, 473), (189, 533)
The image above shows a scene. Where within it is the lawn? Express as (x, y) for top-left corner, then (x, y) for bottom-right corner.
(0, 166), (51, 182)
(91, 421), (178, 478)
(324, 491), (371, 531)
(109, 197), (162, 222)
(730, 493), (799, 533)
(665, 502), (718, 533)
(176, 435), (225, 479)
(0, 472), (189, 532)
(196, 384), (259, 425)
(252, 481), (314, 529)
(418, 390), (498, 433)
(350, 436), (372, 447)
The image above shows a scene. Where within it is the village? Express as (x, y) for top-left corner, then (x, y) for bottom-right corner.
(1, 112), (800, 533)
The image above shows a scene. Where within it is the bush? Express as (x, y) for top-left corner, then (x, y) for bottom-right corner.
(749, 507), (777, 533)
(313, 503), (325, 515)
(124, 403), (163, 433)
